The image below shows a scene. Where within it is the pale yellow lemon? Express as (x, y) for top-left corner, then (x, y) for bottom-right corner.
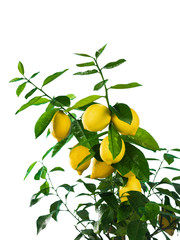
(90, 158), (115, 179)
(100, 136), (125, 165)
(50, 110), (71, 141)
(112, 108), (139, 136)
(82, 104), (111, 132)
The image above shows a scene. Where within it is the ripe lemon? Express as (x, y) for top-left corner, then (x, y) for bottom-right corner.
(50, 110), (71, 141)
(90, 158), (115, 179)
(159, 209), (176, 236)
(100, 136), (125, 165)
(111, 108), (139, 136)
(117, 170), (135, 178)
(69, 145), (91, 175)
(119, 175), (141, 203)
(82, 104), (111, 132)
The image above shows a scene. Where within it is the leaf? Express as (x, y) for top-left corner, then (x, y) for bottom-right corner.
(117, 205), (132, 222)
(103, 59), (126, 69)
(40, 181), (50, 196)
(50, 167), (64, 172)
(36, 214), (52, 234)
(127, 220), (148, 240)
(42, 69), (68, 87)
(164, 153), (178, 165)
(108, 123), (122, 160)
(76, 61), (95, 67)
(50, 200), (62, 221)
(30, 196), (43, 207)
(18, 61), (24, 75)
(66, 95), (102, 112)
(93, 80), (108, 91)
(76, 152), (94, 169)
(51, 95), (70, 107)
(51, 133), (73, 157)
(73, 69), (98, 75)
(77, 179), (96, 193)
(58, 184), (75, 192)
(140, 202), (160, 221)
(163, 167), (180, 172)
(172, 183), (180, 195)
(110, 103), (132, 124)
(9, 77), (24, 83)
(156, 188), (179, 200)
(30, 71), (40, 79)
(77, 209), (89, 220)
(24, 161), (37, 180)
(122, 127), (160, 151)
(34, 109), (57, 138)
(172, 176), (180, 181)
(66, 93), (76, 100)
(99, 192), (118, 209)
(109, 82), (142, 90)
(95, 44), (107, 59)
(25, 88), (37, 99)
(74, 53), (93, 58)
(74, 233), (83, 240)
(34, 166), (47, 180)
(33, 98), (50, 105)
(16, 82), (27, 96)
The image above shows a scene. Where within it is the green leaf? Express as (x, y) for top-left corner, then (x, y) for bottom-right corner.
(74, 53), (93, 58)
(25, 88), (37, 99)
(50, 167), (64, 172)
(66, 95), (102, 112)
(95, 44), (107, 59)
(122, 127), (160, 151)
(30, 71), (40, 79)
(140, 202), (160, 221)
(164, 153), (178, 165)
(110, 103), (132, 124)
(93, 80), (108, 91)
(172, 183), (180, 195)
(74, 233), (83, 240)
(108, 123), (122, 160)
(16, 82), (27, 96)
(77, 209), (89, 220)
(50, 200), (62, 221)
(18, 61), (24, 75)
(171, 148), (180, 152)
(66, 93), (76, 100)
(58, 184), (75, 192)
(24, 161), (37, 180)
(77, 180), (96, 193)
(99, 192), (118, 209)
(33, 98), (50, 105)
(51, 133), (73, 157)
(30, 196), (43, 207)
(42, 69), (68, 87)
(34, 166), (47, 180)
(109, 82), (142, 90)
(51, 95), (70, 107)
(36, 214), (52, 234)
(76, 152), (94, 169)
(34, 109), (57, 138)
(156, 188), (179, 200)
(76, 61), (95, 67)
(40, 181), (50, 196)
(117, 205), (132, 222)
(9, 77), (24, 83)
(163, 166), (180, 172)
(127, 220), (148, 240)
(172, 176), (180, 181)
(103, 59), (126, 69)
(73, 69), (98, 75)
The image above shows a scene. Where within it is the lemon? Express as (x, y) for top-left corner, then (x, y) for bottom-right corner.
(69, 145), (91, 175)
(50, 110), (71, 141)
(111, 108), (139, 136)
(90, 158), (115, 179)
(117, 170), (135, 178)
(100, 136), (125, 165)
(82, 104), (111, 132)
(119, 175), (141, 203)
(159, 209), (176, 236)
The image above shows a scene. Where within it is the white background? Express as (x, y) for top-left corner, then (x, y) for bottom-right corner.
(1, 0), (180, 239)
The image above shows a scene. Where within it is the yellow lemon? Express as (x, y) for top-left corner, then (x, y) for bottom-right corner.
(100, 136), (125, 165)
(119, 175), (141, 203)
(50, 110), (71, 141)
(159, 209), (176, 236)
(111, 108), (139, 136)
(90, 158), (115, 179)
(69, 145), (91, 175)
(82, 104), (111, 132)
(117, 170), (135, 178)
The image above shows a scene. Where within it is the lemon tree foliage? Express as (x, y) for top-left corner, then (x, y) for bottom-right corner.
(10, 45), (180, 240)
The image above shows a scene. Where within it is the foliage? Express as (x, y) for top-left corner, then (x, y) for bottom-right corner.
(10, 45), (180, 239)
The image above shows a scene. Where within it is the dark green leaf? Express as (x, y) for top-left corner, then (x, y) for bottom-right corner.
(9, 77), (24, 83)
(34, 166), (47, 180)
(24, 161), (37, 180)
(95, 44), (107, 59)
(156, 188), (179, 200)
(164, 153), (178, 165)
(30, 196), (43, 207)
(42, 69), (68, 87)
(50, 200), (62, 221)
(51, 95), (70, 107)
(109, 82), (142, 90)
(110, 103), (132, 124)
(34, 109), (57, 138)
(103, 59), (126, 69)
(171, 148), (180, 152)
(76, 152), (94, 169)
(25, 88), (37, 99)
(79, 180), (96, 193)
(127, 220), (147, 240)
(108, 123), (122, 159)
(18, 61), (24, 75)
(93, 80), (108, 91)
(77, 209), (89, 220)
(172, 183), (180, 194)
(74, 233), (83, 240)
(172, 176), (180, 181)
(99, 192), (118, 209)
(66, 95), (102, 112)
(117, 205), (132, 222)
(122, 127), (160, 151)
(74, 53), (93, 58)
(73, 69), (98, 75)
(128, 191), (149, 216)
(50, 167), (64, 172)
(30, 71), (40, 79)
(36, 214), (52, 234)
(51, 133), (73, 157)
(140, 202), (160, 221)
(76, 61), (95, 67)
(163, 167), (180, 172)
(40, 181), (50, 196)
(58, 184), (75, 192)
(16, 82), (27, 96)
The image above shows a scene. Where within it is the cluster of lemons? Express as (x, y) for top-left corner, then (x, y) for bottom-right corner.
(50, 103), (141, 202)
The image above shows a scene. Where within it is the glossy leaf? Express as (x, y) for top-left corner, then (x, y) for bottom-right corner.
(50, 167), (64, 172)
(108, 123), (122, 160)
(76, 61), (95, 67)
(140, 202), (160, 221)
(34, 166), (47, 180)
(77, 209), (89, 220)
(40, 181), (50, 196)
(73, 69), (98, 75)
(24, 161), (37, 180)
(25, 88), (37, 99)
(122, 127), (159, 151)
(127, 220), (148, 240)
(74, 53), (93, 58)
(99, 192), (118, 209)
(164, 153), (179, 165)
(51, 95), (70, 107)
(103, 59), (126, 69)
(51, 133), (73, 157)
(76, 152), (94, 169)
(30, 71), (40, 79)
(117, 205), (132, 222)
(66, 93), (76, 100)
(109, 82), (142, 89)
(34, 109), (57, 138)
(36, 214), (52, 234)
(172, 176), (180, 181)
(110, 103), (132, 124)
(16, 82), (27, 96)
(163, 167), (180, 172)
(9, 77), (24, 83)
(95, 44), (107, 59)
(50, 200), (62, 221)
(42, 69), (68, 87)
(30, 196), (43, 207)
(93, 80), (108, 91)
(128, 191), (149, 216)
(77, 179), (96, 193)
(18, 61), (24, 75)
